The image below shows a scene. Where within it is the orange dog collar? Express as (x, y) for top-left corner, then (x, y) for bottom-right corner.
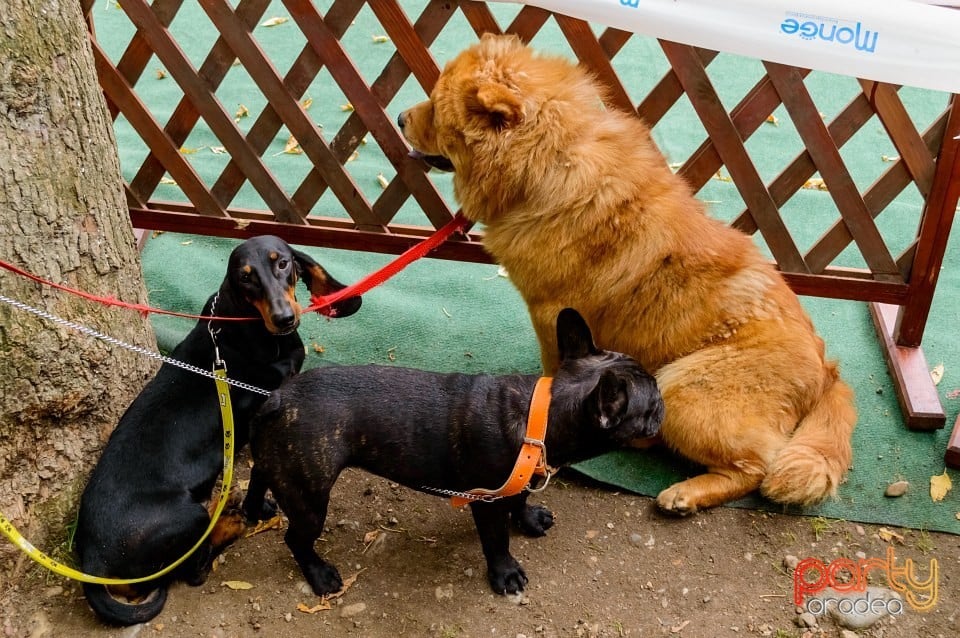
(450, 377), (554, 508)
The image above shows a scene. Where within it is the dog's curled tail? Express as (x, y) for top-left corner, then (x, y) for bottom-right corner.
(83, 582), (167, 627)
(760, 366), (856, 507)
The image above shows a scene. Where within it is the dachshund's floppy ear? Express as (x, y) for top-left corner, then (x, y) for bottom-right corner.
(291, 249), (362, 318)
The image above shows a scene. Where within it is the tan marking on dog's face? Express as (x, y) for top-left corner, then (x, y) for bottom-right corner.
(285, 284), (302, 323)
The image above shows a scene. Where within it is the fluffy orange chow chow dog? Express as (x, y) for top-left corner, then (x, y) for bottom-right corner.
(398, 34), (856, 514)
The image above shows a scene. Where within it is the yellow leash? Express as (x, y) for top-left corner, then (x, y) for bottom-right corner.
(0, 365), (236, 585)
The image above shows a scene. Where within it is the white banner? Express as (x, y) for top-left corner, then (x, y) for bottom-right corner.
(489, 0), (960, 93)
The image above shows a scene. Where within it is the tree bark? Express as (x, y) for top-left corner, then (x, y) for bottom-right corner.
(0, 0), (157, 577)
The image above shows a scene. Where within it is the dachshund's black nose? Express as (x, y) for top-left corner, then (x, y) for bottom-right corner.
(273, 311), (297, 333)
(397, 112), (406, 130)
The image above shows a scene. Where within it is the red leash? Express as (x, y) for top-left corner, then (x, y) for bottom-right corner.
(0, 213), (471, 320)
(306, 213), (470, 314)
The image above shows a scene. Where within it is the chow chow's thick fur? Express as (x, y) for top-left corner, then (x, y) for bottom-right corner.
(399, 34), (856, 514)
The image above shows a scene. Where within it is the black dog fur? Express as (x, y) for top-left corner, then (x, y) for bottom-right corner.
(242, 308), (663, 596)
(74, 236), (361, 626)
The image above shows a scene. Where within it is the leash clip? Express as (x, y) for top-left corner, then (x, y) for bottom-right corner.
(208, 292), (223, 366)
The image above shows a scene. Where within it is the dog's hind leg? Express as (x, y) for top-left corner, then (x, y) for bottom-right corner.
(506, 493), (554, 537)
(470, 500), (528, 594)
(281, 493), (343, 596)
(241, 466), (278, 522)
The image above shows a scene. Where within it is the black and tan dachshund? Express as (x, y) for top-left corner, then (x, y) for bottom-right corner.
(74, 236), (361, 626)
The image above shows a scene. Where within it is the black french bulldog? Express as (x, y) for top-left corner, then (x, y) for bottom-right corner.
(242, 308), (663, 596)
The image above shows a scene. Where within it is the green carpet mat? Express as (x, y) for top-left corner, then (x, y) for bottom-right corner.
(91, 1), (960, 534)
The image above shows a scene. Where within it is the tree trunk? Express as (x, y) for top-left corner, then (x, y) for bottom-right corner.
(0, 0), (158, 578)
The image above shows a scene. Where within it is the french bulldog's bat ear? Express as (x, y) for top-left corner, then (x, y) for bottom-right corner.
(291, 249), (362, 318)
(590, 370), (630, 430)
(557, 308), (600, 362)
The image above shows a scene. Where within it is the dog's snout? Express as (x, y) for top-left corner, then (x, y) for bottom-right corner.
(272, 310), (297, 333)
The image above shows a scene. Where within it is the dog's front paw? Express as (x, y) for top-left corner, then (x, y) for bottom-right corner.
(487, 557), (528, 595)
(304, 562), (343, 597)
(514, 504), (554, 537)
(656, 484), (699, 516)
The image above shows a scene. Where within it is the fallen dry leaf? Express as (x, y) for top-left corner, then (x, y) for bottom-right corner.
(312, 343), (325, 354)
(877, 527), (905, 543)
(803, 178), (828, 191)
(221, 580), (254, 590)
(160, 177), (177, 186)
(766, 114), (779, 126)
(881, 154), (900, 162)
(245, 515), (284, 538)
(371, 35), (390, 43)
(210, 146), (227, 154)
(931, 362), (945, 386)
(235, 104), (250, 120)
(363, 529), (380, 545)
(261, 16), (288, 27)
(301, 96), (313, 110)
(346, 150), (359, 163)
(282, 135), (303, 155)
(179, 146), (199, 155)
(376, 173), (389, 189)
(340, 102), (354, 112)
(297, 600), (332, 614)
(328, 570), (363, 599)
(155, 69), (166, 80)
(930, 471), (952, 502)
(713, 170), (732, 183)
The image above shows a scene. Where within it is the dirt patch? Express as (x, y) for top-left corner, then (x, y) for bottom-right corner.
(1, 466), (957, 638)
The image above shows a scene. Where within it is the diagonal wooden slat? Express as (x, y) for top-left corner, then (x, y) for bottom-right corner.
(284, 0), (453, 230)
(292, 0), (458, 225)
(129, 0), (271, 206)
(731, 89), (879, 237)
(660, 41), (808, 273)
(86, 0), (184, 120)
(214, 0), (364, 217)
(118, 0), (307, 224)
(764, 62), (900, 281)
(679, 70), (809, 193)
(860, 80), (937, 198)
(201, 0), (378, 227)
(637, 48), (718, 129)
(555, 15), (635, 114)
(91, 39), (228, 218)
(370, 0), (442, 92)
(809, 111), (947, 274)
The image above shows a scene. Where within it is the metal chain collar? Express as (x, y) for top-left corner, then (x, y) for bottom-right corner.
(0, 292), (271, 396)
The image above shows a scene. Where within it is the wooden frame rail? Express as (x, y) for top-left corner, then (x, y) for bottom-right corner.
(83, 0), (960, 464)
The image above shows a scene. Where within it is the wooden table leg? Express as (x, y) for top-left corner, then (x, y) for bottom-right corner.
(947, 418), (960, 468)
(869, 302), (945, 432)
